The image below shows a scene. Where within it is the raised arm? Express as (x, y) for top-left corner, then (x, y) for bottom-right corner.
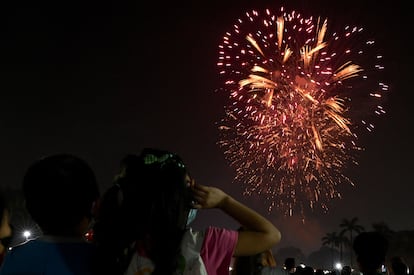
(191, 183), (281, 256)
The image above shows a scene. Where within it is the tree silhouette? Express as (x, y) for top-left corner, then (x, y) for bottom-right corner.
(322, 231), (340, 269)
(339, 217), (365, 268)
(337, 232), (349, 264)
(372, 221), (394, 240)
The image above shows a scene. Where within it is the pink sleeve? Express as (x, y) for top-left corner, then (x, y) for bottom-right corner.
(200, 226), (238, 275)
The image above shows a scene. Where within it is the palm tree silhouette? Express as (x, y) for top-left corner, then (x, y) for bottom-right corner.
(339, 217), (365, 268)
(337, 232), (349, 264)
(322, 231), (340, 269)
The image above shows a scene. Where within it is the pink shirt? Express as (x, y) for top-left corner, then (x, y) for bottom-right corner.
(124, 226), (238, 275)
(200, 226), (238, 275)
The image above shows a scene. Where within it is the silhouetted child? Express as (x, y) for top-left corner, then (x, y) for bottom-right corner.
(0, 154), (100, 275)
(284, 257), (296, 274)
(93, 148), (281, 275)
(353, 231), (389, 275)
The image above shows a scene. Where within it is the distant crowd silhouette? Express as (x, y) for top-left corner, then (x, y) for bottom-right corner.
(0, 150), (410, 275)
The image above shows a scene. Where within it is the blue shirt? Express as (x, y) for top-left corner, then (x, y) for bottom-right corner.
(0, 236), (97, 275)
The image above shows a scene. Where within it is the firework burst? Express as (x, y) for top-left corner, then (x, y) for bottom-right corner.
(217, 7), (388, 216)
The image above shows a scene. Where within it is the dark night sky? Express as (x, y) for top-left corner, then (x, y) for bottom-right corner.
(0, 0), (412, 256)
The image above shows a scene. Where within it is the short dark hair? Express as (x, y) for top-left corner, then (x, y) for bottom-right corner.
(285, 257), (296, 270)
(23, 154), (99, 234)
(353, 231), (388, 272)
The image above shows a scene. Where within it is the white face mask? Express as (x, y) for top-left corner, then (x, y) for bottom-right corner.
(186, 208), (198, 226)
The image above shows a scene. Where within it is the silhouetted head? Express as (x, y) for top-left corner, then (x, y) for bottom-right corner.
(114, 148), (193, 234)
(23, 153), (99, 236)
(285, 257), (296, 273)
(390, 257), (408, 275)
(233, 253), (264, 275)
(94, 148), (194, 274)
(353, 231), (388, 274)
(341, 265), (352, 275)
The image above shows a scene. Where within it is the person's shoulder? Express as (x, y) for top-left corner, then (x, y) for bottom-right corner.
(6, 237), (95, 260)
(0, 240), (47, 273)
(1, 238), (97, 275)
(7, 239), (43, 254)
(203, 226), (238, 245)
(204, 226), (237, 235)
